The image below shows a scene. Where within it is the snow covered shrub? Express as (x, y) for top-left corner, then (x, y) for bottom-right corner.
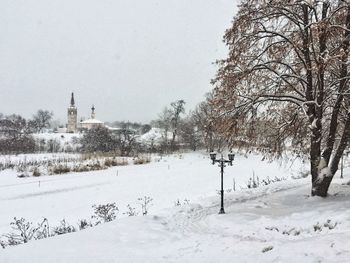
(16, 163), (29, 178)
(32, 167), (41, 177)
(282, 228), (301, 236)
(0, 240), (6, 249)
(72, 164), (90, 173)
(262, 246), (273, 253)
(174, 199), (190, 206)
(3, 217), (38, 245)
(261, 176), (287, 186)
(52, 219), (76, 235)
(92, 203), (118, 224)
(247, 172), (259, 188)
(80, 127), (117, 153)
(246, 175), (287, 189)
(133, 156), (151, 165)
(313, 219), (338, 232)
(123, 204), (139, 216)
(51, 164), (71, 174)
(34, 218), (51, 240)
(174, 199), (181, 206)
(138, 196), (153, 216)
(78, 219), (93, 230)
(89, 160), (105, 171)
(47, 139), (61, 153)
(104, 158), (114, 167)
(104, 157), (128, 167)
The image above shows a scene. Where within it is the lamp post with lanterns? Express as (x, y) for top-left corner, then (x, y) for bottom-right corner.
(210, 151), (235, 214)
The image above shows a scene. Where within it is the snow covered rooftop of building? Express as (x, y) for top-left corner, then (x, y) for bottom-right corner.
(80, 118), (104, 124)
(105, 125), (122, 131)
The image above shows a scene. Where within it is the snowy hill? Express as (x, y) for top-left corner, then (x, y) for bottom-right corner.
(0, 153), (349, 262)
(138, 127), (172, 146)
(32, 133), (81, 151)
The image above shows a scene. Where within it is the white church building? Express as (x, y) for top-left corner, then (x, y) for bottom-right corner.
(66, 93), (105, 133)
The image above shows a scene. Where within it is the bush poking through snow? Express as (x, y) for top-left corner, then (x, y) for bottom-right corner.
(52, 164), (71, 174)
(0, 202), (126, 249)
(78, 219), (93, 230)
(247, 175), (287, 189)
(123, 204), (139, 216)
(32, 167), (41, 177)
(1, 217), (50, 246)
(2, 217), (37, 245)
(52, 219), (76, 235)
(174, 198), (190, 207)
(262, 246), (274, 253)
(314, 219), (338, 232)
(247, 172), (259, 188)
(138, 196), (153, 216)
(104, 157), (128, 167)
(282, 228), (301, 236)
(265, 219), (339, 239)
(92, 203), (118, 224)
(35, 218), (51, 240)
(174, 199), (181, 206)
(16, 164), (29, 178)
(133, 156), (151, 165)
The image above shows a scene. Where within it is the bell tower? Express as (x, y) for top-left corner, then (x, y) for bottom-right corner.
(67, 92), (78, 133)
(91, 105), (96, 119)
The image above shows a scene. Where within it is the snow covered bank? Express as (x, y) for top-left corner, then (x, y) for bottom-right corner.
(1, 179), (350, 262)
(1, 152), (348, 262)
(0, 153), (303, 233)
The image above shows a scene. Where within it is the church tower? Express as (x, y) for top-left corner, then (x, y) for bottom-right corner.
(91, 105), (96, 119)
(67, 92), (78, 133)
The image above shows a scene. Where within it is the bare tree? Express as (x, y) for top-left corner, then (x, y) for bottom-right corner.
(0, 115), (35, 154)
(154, 107), (173, 153)
(192, 94), (225, 152)
(178, 115), (202, 151)
(213, 0), (350, 197)
(170, 100), (186, 150)
(30, 109), (53, 133)
(80, 126), (116, 153)
(116, 122), (138, 156)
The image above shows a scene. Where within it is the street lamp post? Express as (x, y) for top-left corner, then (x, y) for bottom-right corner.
(210, 151), (235, 214)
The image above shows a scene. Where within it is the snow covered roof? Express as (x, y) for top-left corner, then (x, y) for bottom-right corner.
(105, 125), (122, 131)
(80, 118), (104, 124)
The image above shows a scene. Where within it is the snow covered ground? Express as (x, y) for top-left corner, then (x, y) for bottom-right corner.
(0, 152), (349, 262)
(0, 152), (80, 165)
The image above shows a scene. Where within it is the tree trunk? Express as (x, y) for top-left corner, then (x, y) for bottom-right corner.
(311, 175), (333, 197)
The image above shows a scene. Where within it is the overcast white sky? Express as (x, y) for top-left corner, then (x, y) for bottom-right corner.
(0, 0), (238, 124)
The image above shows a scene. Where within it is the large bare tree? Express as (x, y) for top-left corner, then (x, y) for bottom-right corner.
(213, 0), (350, 197)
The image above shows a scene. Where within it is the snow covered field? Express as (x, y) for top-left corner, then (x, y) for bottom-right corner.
(0, 152), (349, 262)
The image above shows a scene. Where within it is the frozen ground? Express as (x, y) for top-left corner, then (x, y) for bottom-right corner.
(0, 152), (349, 262)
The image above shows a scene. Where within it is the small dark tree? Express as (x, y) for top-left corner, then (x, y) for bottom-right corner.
(170, 100), (186, 151)
(192, 94), (225, 152)
(30, 110), (53, 133)
(115, 122), (138, 156)
(92, 203), (118, 224)
(0, 115), (35, 154)
(154, 107), (173, 153)
(80, 127), (116, 153)
(179, 115), (201, 151)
